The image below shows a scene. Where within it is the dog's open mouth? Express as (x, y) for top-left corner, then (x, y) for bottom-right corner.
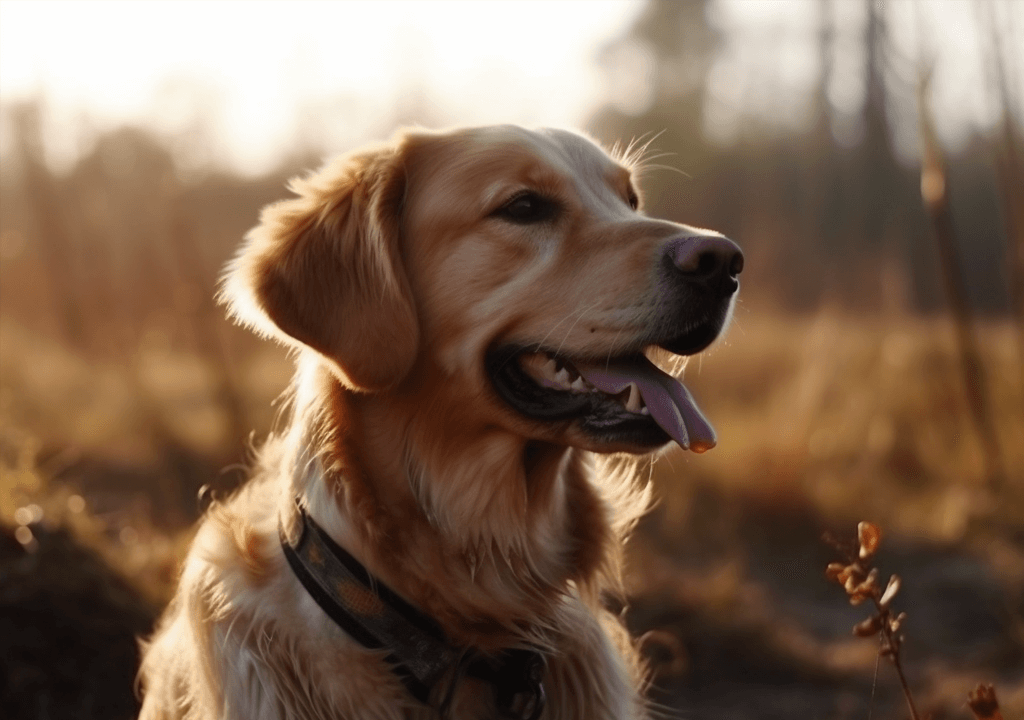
(486, 347), (716, 453)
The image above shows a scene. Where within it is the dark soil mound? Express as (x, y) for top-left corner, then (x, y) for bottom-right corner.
(0, 523), (157, 720)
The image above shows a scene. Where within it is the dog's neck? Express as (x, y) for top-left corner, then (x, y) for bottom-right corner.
(283, 358), (618, 649)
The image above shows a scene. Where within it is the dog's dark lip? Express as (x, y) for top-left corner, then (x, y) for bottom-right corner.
(660, 322), (722, 357)
(484, 344), (672, 449)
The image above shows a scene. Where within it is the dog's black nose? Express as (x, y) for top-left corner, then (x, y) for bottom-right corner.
(664, 234), (743, 294)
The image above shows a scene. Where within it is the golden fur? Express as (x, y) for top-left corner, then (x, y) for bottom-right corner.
(138, 125), (726, 719)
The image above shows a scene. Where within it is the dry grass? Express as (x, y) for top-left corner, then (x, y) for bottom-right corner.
(2, 304), (1022, 718)
(673, 309), (1024, 539)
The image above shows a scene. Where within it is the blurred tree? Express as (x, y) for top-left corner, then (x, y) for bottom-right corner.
(588, 0), (1014, 315)
(8, 104), (88, 348)
(976, 0), (1024, 331)
(591, 0), (723, 216)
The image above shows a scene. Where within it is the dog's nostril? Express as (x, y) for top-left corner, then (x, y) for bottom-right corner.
(729, 249), (744, 278)
(669, 235), (743, 281)
(694, 251), (719, 277)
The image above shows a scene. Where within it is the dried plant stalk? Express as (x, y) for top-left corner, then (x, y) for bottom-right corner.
(824, 522), (920, 720)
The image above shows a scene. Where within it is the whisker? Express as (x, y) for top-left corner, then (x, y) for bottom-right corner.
(613, 129), (664, 169)
(534, 300), (602, 354)
(623, 129), (667, 169)
(604, 326), (626, 370)
(636, 162), (691, 179)
(553, 299), (604, 358)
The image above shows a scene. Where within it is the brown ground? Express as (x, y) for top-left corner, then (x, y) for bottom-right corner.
(1, 310), (1022, 720)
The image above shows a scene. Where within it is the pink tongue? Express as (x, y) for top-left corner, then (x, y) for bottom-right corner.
(576, 356), (716, 453)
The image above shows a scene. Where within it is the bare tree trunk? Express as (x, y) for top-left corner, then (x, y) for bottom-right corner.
(917, 64), (1007, 499)
(11, 104), (89, 350)
(977, 0), (1024, 385)
(165, 187), (249, 464)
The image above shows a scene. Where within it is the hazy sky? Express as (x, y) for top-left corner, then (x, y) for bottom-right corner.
(1, 0), (1020, 175)
(1, 0), (643, 173)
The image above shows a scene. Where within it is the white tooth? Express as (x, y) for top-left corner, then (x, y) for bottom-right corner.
(625, 383), (642, 413)
(554, 368), (571, 387)
(640, 406), (650, 415)
(570, 377), (587, 392)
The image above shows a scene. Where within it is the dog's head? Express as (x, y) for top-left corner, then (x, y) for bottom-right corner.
(224, 125), (741, 456)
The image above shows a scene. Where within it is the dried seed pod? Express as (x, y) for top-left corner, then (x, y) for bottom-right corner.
(826, 562), (846, 582)
(858, 521), (881, 560)
(889, 611), (907, 633)
(880, 574), (901, 608)
(851, 568), (879, 600)
(853, 614), (883, 637)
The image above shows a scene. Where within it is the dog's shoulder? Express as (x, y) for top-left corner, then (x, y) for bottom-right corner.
(139, 474), (416, 720)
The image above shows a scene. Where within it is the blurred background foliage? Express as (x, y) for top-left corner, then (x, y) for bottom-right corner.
(1, 1), (1022, 718)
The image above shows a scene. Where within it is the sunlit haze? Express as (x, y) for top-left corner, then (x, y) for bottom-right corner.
(1, 0), (643, 174)
(1, 0), (1020, 174)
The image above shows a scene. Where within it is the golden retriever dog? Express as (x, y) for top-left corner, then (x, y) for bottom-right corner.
(138, 125), (742, 720)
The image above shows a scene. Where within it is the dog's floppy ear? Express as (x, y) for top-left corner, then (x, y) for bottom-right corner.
(222, 141), (417, 391)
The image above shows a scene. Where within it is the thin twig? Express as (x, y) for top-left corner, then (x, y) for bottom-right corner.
(868, 590), (919, 720)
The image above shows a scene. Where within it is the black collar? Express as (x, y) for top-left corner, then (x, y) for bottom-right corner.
(280, 500), (546, 719)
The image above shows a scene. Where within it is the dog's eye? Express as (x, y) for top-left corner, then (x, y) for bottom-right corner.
(494, 192), (558, 224)
(627, 191), (640, 211)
